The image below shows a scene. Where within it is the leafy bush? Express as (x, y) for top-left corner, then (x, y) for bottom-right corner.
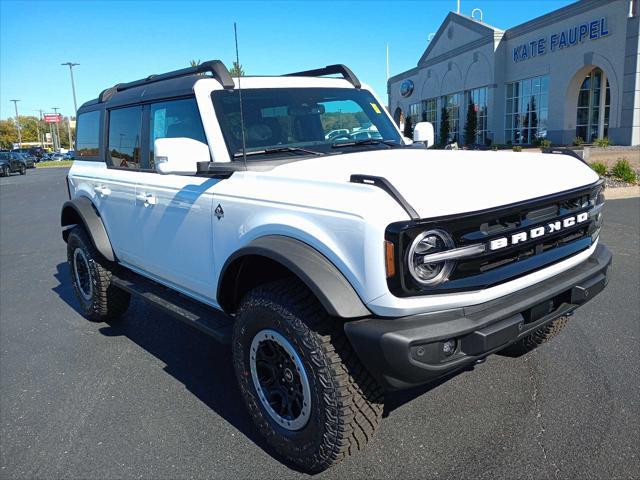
(572, 136), (584, 146)
(611, 159), (637, 183)
(593, 137), (611, 147)
(512, 145), (523, 152)
(538, 139), (552, 149)
(590, 162), (607, 176)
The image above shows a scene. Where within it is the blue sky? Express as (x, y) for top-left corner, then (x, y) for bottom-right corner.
(1, 0), (574, 120)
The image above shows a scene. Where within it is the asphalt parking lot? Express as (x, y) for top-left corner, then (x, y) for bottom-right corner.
(1, 167), (638, 479)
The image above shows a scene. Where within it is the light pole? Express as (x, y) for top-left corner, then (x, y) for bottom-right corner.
(10, 99), (22, 149)
(52, 107), (61, 150)
(61, 62), (79, 114)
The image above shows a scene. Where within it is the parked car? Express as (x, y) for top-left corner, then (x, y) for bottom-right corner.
(49, 153), (66, 162)
(324, 128), (349, 140)
(61, 60), (611, 473)
(0, 152), (26, 176)
(14, 152), (36, 168)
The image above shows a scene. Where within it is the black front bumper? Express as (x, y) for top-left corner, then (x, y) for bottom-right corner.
(344, 244), (612, 390)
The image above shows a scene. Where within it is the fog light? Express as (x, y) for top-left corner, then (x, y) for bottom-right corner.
(442, 339), (456, 357)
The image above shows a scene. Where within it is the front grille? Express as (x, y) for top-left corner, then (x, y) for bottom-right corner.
(386, 181), (604, 297)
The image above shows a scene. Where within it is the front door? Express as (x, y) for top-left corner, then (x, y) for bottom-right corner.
(126, 97), (220, 303)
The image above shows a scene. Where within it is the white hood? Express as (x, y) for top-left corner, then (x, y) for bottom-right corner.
(263, 149), (599, 218)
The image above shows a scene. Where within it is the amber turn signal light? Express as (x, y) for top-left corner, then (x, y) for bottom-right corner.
(384, 241), (395, 278)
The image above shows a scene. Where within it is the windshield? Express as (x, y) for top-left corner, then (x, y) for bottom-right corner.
(211, 88), (402, 159)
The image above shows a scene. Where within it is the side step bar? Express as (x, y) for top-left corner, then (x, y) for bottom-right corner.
(111, 270), (234, 344)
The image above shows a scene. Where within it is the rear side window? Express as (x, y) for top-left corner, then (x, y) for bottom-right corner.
(149, 98), (206, 168)
(108, 106), (143, 169)
(75, 110), (101, 160)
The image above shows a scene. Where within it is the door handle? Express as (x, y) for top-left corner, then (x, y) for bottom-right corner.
(136, 192), (157, 206)
(93, 185), (111, 196)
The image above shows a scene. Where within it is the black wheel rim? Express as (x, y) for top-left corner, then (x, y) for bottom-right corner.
(73, 248), (93, 301)
(250, 329), (311, 431)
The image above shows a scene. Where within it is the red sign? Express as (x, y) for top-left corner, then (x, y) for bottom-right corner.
(44, 113), (61, 123)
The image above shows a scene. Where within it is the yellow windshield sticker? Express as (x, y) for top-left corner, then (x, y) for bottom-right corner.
(370, 103), (382, 114)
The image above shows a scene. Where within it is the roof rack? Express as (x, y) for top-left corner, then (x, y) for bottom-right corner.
(285, 64), (361, 89)
(541, 147), (587, 164)
(99, 60), (235, 102)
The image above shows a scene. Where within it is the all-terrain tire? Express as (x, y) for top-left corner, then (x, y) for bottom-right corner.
(1, 165), (8, 177)
(499, 316), (569, 357)
(232, 280), (384, 473)
(19, 164), (26, 175)
(67, 226), (130, 322)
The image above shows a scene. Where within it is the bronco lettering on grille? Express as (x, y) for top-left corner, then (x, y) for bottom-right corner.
(489, 212), (589, 251)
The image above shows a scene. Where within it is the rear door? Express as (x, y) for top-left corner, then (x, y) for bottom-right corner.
(129, 97), (220, 302)
(94, 105), (147, 264)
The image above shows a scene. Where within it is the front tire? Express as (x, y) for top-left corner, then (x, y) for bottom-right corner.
(19, 164), (26, 175)
(67, 226), (130, 322)
(1, 165), (9, 177)
(233, 280), (383, 473)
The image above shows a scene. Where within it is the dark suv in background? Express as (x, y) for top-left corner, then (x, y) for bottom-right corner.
(0, 152), (27, 176)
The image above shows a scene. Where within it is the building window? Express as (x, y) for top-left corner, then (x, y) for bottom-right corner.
(576, 68), (610, 143)
(409, 102), (422, 126)
(421, 97), (438, 138)
(466, 87), (488, 145)
(505, 75), (549, 144)
(442, 93), (461, 143)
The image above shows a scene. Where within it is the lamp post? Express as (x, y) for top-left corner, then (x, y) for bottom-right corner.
(10, 99), (22, 149)
(52, 107), (61, 150)
(61, 62), (80, 114)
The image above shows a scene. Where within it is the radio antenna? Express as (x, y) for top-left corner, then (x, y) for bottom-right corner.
(234, 22), (247, 168)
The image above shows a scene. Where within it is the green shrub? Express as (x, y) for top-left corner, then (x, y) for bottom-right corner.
(538, 139), (552, 149)
(512, 145), (523, 152)
(572, 136), (584, 146)
(611, 159), (637, 183)
(590, 162), (608, 176)
(593, 137), (611, 147)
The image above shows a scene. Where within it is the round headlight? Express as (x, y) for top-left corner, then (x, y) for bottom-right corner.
(407, 229), (455, 286)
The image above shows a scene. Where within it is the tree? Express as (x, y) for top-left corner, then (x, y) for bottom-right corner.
(229, 61), (245, 77)
(439, 107), (450, 146)
(464, 98), (477, 145)
(403, 116), (413, 138)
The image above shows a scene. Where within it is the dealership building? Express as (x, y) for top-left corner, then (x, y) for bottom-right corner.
(388, 0), (640, 146)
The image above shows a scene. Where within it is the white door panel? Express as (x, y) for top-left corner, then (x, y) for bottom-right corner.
(132, 173), (220, 300)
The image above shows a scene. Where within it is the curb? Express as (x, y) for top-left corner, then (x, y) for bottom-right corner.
(605, 186), (640, 200)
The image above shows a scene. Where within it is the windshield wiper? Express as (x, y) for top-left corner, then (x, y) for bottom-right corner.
(233, 146), (322, 158)
(331, 139), (401, 149)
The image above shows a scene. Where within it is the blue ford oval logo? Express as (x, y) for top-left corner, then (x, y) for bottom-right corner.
(400, 80), (414, 97)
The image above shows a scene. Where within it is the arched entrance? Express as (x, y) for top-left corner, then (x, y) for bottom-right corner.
(576, 67), (610, 142)
(393, 107), (403, 127)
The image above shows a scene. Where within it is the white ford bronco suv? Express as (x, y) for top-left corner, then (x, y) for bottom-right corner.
(61, 60), (611, 472)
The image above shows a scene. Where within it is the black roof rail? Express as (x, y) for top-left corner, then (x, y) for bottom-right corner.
(541, 147), (587, 164)
(112, 59), (234, 95)
(285, 64), (361, 89)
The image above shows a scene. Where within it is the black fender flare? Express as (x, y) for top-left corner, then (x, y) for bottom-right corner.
(60, 197), (116, 262)
(218, 235), (371, 319)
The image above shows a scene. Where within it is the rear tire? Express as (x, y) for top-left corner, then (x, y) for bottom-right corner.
(19, 165), (26, 175)
(67, 226), (130, 322)
(499, 316), (569, 357)
(233, 280), (384, 473)
(1, 166), (9, 177)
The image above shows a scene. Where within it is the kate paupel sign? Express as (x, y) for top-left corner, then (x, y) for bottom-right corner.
(513, 17), (609, 63)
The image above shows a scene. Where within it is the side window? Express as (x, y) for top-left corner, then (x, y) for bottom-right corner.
(149, 98), (207, 168)
(75, 110), (101, 160)
(107, 106), (143, 169)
